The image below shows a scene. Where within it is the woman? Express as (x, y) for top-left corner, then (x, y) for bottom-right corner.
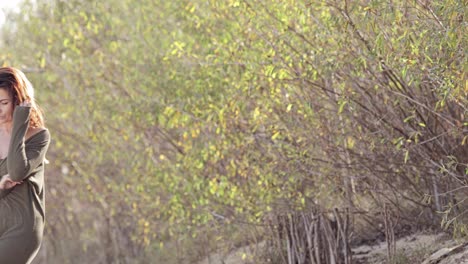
(0, 67), (50, 264)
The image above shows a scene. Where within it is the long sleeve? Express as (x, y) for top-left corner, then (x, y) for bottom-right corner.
(7, 106), (50, 182)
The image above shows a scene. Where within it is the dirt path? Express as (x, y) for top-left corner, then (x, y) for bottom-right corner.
(199, 232), (468, 264)
(353, 232), (456, 263)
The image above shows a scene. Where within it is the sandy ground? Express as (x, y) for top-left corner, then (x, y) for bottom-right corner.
(199, 232), (468, 264)
(353, 232), (457, 263)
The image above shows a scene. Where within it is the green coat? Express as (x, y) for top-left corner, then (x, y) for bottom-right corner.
(0, 106), (50, 264)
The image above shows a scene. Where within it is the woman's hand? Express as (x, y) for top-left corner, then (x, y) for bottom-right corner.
(20, 100), (32, 107)
(0, 174), (22, 189)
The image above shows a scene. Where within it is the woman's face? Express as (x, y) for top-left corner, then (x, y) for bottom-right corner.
(0, 89), (14, 125)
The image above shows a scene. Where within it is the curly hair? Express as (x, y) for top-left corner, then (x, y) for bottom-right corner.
(0, 67), (44, 128)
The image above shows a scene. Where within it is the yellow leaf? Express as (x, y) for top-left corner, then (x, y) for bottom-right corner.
(346, 136), (355, 149)
(271, 131), (280, 140)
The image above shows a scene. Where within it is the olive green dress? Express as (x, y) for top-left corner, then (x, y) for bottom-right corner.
(0, 106), (50, 264)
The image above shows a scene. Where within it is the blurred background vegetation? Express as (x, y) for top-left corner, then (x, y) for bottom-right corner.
(0, 0), (466, 263)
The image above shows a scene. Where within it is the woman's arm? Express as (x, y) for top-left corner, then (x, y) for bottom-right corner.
(7, 106), (50, 182)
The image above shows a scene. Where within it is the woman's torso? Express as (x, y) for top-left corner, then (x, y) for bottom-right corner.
(0, 133), (47, 237)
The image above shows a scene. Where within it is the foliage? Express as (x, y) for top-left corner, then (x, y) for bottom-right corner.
(0, 0), (466, 263)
